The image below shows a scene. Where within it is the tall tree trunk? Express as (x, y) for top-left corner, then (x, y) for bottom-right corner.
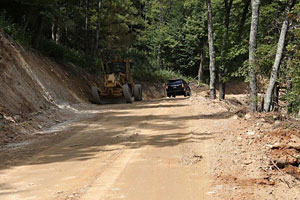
(238, 0), (251, 39)
(263, 0), (296, 112)
(206, 0), (217, 99)
(270, 82), (280, 111)
(93, 0), (102, 58)
(219, 0), (233, 100)
(51, 19), (60, 44)
(198, 48), (205, 85)
(32, 14), (44, 49)
(248, 0), (260, 112)
(56, 25), (61, 44)
(51, 23), (56, 42)
(22, 14), (31, 39)
(85, 0), (90, 54)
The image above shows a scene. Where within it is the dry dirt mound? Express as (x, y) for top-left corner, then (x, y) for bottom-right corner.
(210, 107), (300, 199)
(140, 82), (166, 100)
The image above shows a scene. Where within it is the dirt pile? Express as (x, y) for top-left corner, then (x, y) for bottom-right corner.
(208, 104), (300, 199)
(140, 82), (166, 100)
(260, 129), (300, 179)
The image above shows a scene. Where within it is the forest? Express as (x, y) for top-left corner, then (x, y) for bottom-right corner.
(0, 0), (299, 114)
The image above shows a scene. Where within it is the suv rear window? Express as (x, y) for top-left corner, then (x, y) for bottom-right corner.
(167, 80), (182, 85)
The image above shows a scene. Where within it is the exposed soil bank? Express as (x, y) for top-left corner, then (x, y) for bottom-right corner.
(0, 32), (166, 146)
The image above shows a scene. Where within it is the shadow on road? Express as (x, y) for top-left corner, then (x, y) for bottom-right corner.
(0, 97), (233, 170)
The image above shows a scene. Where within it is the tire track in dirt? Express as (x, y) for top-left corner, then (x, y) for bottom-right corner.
(0, 97), (214, 200)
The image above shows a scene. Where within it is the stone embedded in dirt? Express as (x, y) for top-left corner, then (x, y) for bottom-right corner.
(207, 190), (217, 195)
(4, 115), (15, 123)
(244, 160), (252, 165)
(274, 120), (281, 125)
(246, 131), (255, 136)
(232, 186), (239, 190)
(181, 154), (203, 165)
(215, 185), (224, 190)
(13, 115), (22, 121)
(245, 113), (251, 119)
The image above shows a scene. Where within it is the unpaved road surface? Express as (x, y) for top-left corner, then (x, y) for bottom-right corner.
(0, 96), (238, 200)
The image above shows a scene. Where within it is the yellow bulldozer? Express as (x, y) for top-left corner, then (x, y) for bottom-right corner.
(91, 59), (142, 104)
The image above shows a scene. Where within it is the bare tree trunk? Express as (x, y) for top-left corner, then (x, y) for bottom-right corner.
(198, 49), (205, 85)
(238, 0), (251, 39)
(56, 25), (61, 44)
(271, 83), (280, 111)
(206, 0), (216, 99)
(85, 0), (90, 54)
(219, 0), (233, 100)
(263, 0), (296, 112)
(51, 23), (56, 41)
(260, 93), (264, 112)
(22, 14), (31, 39)
(32, 14), (44, 49)
(51, 19), (60, 43)
(218, 70), (225, 99)
(93, 0), (102, 58)
(248, 0), (260, 112)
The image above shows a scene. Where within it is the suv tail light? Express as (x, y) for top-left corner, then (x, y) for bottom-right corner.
(181, 83), (184, 88)
(165, 85), (168, 89)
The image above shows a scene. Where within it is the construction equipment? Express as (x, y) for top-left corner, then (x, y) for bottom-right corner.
(91, 59), (142, 104)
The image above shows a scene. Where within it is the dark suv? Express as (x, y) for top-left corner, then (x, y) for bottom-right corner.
(166, 79), (191, 98)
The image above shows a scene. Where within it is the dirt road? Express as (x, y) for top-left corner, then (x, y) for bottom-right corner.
(0, 96), (237, 200)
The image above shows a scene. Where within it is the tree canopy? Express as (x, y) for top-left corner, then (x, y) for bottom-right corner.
(0, 0), (299, 112)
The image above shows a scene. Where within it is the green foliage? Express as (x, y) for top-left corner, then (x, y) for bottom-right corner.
(132, 0), (207, 78)
(38, 40), (101, 72)
(0, 10), (101, 72)
(1, 0), (300, 112)
(132, 67), (182, 82)
(279, 2), (300, 113)
(0, 11), (31, 45)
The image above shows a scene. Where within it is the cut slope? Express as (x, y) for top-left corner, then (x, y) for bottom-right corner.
(0, 32), (168, 146)
(0, 32), (95, 116)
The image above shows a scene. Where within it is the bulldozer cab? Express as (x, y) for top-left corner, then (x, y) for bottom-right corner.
(105, 62), (126, 74)
(102, 60), (130, 75)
